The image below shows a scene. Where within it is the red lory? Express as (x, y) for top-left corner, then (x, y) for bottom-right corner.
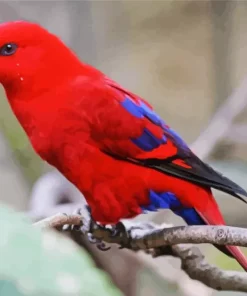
(0, 21), (246, 269)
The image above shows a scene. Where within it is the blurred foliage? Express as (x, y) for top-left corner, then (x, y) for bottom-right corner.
(0, 203), (122, 296)
(136, 267), (182, 296)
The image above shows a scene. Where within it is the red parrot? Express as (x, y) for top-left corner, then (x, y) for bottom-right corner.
(0, 20), (247, 269)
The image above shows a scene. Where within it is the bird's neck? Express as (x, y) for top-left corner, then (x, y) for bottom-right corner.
(4, 61), (103, 148)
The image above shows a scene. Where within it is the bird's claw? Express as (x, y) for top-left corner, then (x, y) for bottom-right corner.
(62, 206), (134, 251)
(86, 232), (111, 251)
(91, 222), (130, 251)
(62, 205), (111, 251)
(109, 222), (126, 237)
(87, 232), (99, 244)
(105, 222), (132, 249)
(111, 221), (156, 250)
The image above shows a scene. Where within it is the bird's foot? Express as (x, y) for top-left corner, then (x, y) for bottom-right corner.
(63, 205), (154, 251)
(63, 205), (111, 251)
(107, 222), (132, 249)
(114, 221), (157, 250)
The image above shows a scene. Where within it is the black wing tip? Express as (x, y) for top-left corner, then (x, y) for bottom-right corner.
(129, 154), (247, 204)
(148, 160), (247, 203)
(228, 191), (247, 204)
(232, 186), (247, 202)
(213, 171), (247, 201)
(234, 185), (247, 197)
(189, 156), (247, 202)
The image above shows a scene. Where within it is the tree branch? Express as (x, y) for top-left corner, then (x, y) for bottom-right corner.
(34, 213), (82, 229)
(34, 212), (247, 292)
(152, 244), (247, 291)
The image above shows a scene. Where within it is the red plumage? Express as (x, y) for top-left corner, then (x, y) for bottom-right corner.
(0, 21), (247, 271)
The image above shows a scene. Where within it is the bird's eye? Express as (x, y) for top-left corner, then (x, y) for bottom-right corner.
(0, 43), (17, 56)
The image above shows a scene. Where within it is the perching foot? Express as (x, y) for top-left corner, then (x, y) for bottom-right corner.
(63, 205), (111, 251)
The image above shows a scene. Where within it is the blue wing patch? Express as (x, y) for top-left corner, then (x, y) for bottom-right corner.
(132, 128), (167, 151)
(120, 96), (164, 125)
(120, 96), (167, 151)
(139, 101), (165, 126)
(120, 97), (143, 118)
(141, 190), (205, 226)
(120, 96), (189, 152)
(174, 208), (205, 225)
(165, 127), (188, 150)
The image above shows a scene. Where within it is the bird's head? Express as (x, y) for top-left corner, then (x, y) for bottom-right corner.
(0, 20), (82, 98)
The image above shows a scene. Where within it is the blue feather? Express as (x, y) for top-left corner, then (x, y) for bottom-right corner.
(174, 208), (204, 225)
(120, 96), (190, 153)
(120, 97), (143, 118)
(149, 190), (170, 208)
(166, 127), (188, 149)
(142, 190), (205, 226)
(120, 96), (164, 126)
(121, 97), (167, 151)
(139, 101), (165, 126)
(131, 128), (167, 151)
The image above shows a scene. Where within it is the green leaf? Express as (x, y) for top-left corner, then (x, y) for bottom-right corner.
(0, 204), (122, 296)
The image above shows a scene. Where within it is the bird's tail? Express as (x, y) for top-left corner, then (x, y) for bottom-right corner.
(196, 196), (247, 272)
